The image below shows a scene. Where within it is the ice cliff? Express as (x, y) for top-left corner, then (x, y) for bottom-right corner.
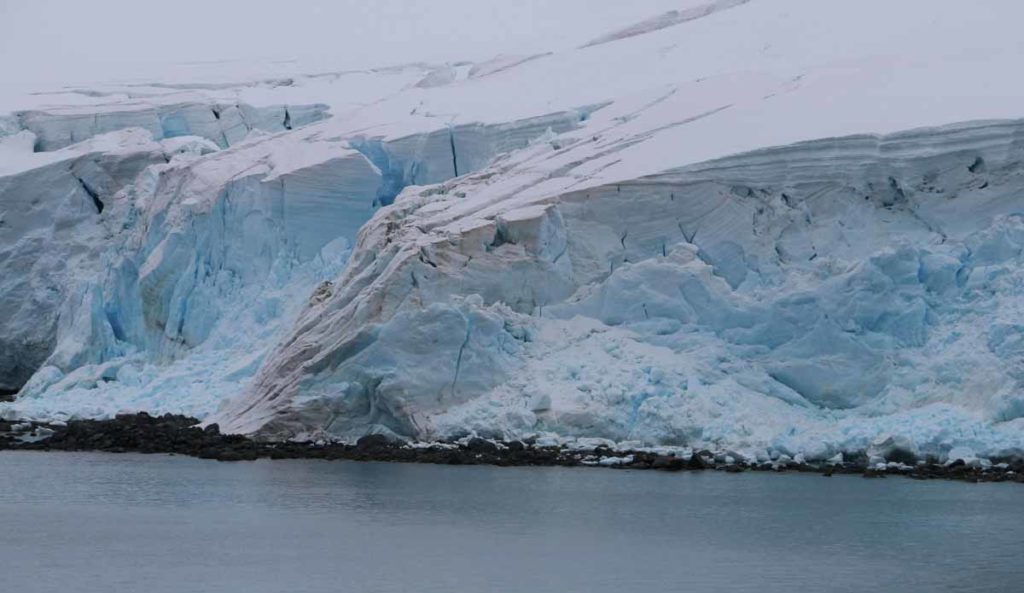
(4, 0), (1024, 461)
(212, 118), (1024, 462)
(12, 101), (328, 152)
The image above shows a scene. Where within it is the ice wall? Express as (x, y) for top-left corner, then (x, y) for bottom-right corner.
(349, 109), (588, 206)
(12, 102), (329, 152)
(0, 130), (172, 392)
(3, 109), (589, 420)
(214, 119), (1024, 460)
(8, 141), (381, 415)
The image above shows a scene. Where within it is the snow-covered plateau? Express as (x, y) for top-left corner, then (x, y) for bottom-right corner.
(4, 0), (1024, 463)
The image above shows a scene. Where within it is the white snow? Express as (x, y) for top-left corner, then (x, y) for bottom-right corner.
(3, 0), (1024, 461)
(581, 0), (751, 48)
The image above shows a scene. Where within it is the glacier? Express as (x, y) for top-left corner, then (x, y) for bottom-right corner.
(211, 118), (1024, 463)
(4, 0), (1024, 463)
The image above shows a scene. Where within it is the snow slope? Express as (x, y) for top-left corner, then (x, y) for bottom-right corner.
(4, 0), (1024, 461)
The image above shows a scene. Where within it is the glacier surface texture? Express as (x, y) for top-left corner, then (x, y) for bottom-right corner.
(3, 0), (1024, 463)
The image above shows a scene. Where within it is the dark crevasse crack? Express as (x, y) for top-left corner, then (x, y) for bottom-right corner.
(348, 137), (408, 207)
(447, 125), (460, 177)
(283, 107), (292, 130)
(75, 176), (104, 213)
(418, 248), (438, 268)
(678, 221), (697, 243)
(886, 176), (907, 207)
(489, 225), (513, 250)
(447, 316), (473, 401)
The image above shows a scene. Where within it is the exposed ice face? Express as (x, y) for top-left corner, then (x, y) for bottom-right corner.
(4, 134), (382, 416)
(349, 110), (587, 207)
(210, 118), (1024, 461)
(11, 102), (329, 152)
(1, 102), (589, 421)
(0, 129), (172, 392)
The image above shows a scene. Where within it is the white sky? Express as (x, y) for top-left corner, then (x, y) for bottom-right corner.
(0, 0), (682, 90)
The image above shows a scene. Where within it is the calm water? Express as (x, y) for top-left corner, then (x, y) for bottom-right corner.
(0, 452), (1021, 593)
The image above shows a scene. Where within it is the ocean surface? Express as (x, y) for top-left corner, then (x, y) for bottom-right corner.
(0, 451), (1021, 593)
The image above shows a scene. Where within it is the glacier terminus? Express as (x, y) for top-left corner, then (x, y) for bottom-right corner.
(4, 0), (1024, 468)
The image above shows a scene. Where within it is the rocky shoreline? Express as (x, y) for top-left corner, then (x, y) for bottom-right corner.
(1, 413), (1022, 483)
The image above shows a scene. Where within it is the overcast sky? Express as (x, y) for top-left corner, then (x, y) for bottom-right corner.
(0, 0), (682, 90)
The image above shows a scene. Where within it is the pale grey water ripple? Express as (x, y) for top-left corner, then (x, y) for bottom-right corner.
(0, 451), (1021, 593)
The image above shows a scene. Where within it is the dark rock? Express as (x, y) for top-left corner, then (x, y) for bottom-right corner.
(621, 451), (650, 469)
(5, 413), (1024, 482)
(688, 453), (711, 470)
(884, 447), (918, 465)
(505, 440), (526, 452)
(355, 434), (398, 453)
(651, 455), (686, 471)
(465, 437), (499, 454)
(843, 451), (870, 466)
